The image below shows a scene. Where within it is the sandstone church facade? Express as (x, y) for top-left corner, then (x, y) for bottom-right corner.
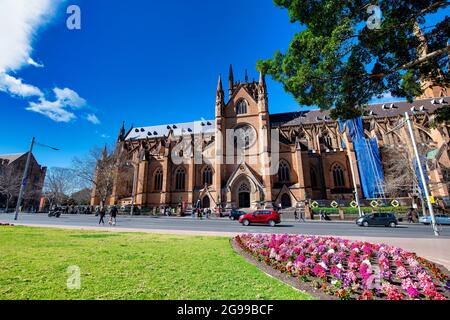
(91, 66), (450, 211)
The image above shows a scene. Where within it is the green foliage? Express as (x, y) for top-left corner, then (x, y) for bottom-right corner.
(312, 206), (408, 215)
(258, 0), (450, 120)
(0, 227), (313, 300)
(433, 104), (450, 126)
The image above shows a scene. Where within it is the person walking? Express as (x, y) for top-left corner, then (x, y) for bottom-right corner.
(299, 209), (306, 222)
(109, 206), (118, 226)
(294, 209), (299, 221)
(407, 208), (414, 223)
(99, 207), (106, 225)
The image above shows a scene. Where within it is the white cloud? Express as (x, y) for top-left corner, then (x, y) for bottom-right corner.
(0, 73), (43, 98)
(54, 87), (87, 108)
(27, 98), (76, 123)
(86, 114), (101, 125)
(26, 87), (89, 123)
(0, 0), (60, 72)
(0, 0), (96, 125)
(27, 57), (44, 68)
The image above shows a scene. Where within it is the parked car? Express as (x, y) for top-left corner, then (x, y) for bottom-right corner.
(239, 210), (281, 227)
(229, 209), (246, 221)
(419, 214), (450, 225)
(356, 212), (398, 228)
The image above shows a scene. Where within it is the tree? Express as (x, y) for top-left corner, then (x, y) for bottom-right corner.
(72, 146), (124, 208)
(0, 165), (21, 212)
(257, 0), (449, 120)
(381, 143), (431, 197)
(70, 188), (92, 205)
(44, 167), (77, 208)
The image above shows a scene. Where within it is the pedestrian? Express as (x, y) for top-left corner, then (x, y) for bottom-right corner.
(299, 209), (305, 222)
(99, 207), (106, 225)
(198, 208), (202, 220)
(294, 209), (299, 221)
(407, 208), (414, 223)
(95, 206), (100, 217)
(109, 206), (118, 225)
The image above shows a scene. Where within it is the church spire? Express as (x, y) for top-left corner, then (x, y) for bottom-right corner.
(217, 74), (223, 92)
(101, 144), (108, 161)
(228, 64), (234, 98)
(245, 69), (248, 84)
(117, 121), (125, 142)
(259, 71), (266, 92)
(216, 75), (225, 118)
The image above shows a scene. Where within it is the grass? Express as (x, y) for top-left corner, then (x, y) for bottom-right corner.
(0, 226), (314, 300)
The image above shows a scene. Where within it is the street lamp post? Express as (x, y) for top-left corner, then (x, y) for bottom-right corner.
(405, 112), (439, 236)
(14, 137), (59, 220)
(14, 137), (35, 220)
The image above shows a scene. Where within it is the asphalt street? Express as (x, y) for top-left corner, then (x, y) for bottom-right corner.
(2, 213), (450, 239)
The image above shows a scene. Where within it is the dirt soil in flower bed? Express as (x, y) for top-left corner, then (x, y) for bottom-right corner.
(231, 238), (334, 300)
(232, 234), (450, 300)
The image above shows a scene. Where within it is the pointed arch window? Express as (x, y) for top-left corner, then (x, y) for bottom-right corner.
(278, 161), (290, 183)
(202, 166), (213, 186)
(175, 167), (186, 191)
(332, 164), (345, 188)
(310, 167), (318, 189)
(236, 100), (248, 115)
(154, 168), (163, 191)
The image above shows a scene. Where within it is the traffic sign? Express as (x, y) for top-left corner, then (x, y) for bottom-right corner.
(391, 199), (400, 208)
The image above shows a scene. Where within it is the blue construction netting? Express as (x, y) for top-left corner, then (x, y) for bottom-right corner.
(339, 117), (385, 199)
(414, 156), (429, 196)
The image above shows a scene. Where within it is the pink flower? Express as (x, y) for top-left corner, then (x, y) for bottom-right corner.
(396, 266), (410, 279)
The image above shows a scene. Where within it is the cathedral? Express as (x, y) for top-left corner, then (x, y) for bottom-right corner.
(91, 65), (450, 212)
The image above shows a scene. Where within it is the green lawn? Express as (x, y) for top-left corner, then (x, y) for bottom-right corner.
(0, 227), (313, 300)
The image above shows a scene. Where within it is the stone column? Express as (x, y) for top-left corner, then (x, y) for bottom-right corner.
(135, 161), (148, 206)
(162, 156), (170, 205)
(294, 143), (307, 200)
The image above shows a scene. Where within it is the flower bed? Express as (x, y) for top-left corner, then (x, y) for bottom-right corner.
(234, 234), (450, 300)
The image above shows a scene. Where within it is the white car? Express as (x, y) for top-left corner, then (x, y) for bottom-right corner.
(419, 214), (450, 225)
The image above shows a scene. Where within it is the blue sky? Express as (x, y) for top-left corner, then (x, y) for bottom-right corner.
(0, 0), (302, 168)
(0, 1), (447, 169)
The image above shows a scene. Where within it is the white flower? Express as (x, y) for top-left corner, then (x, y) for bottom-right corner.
(337, 263), (343, 269)
(327, 249), (335, 254)
(319, 262), (328, 270)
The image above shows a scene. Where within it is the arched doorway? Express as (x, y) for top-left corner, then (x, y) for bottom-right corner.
(202, 196), (210, 209)
(281, 194), (292, 208)
(238, 183), (251, 208)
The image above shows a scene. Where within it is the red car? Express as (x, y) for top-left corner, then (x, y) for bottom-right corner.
(239, 210), (281, 227)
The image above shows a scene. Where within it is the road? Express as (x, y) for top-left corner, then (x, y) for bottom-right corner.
(2, 213), (450, 239)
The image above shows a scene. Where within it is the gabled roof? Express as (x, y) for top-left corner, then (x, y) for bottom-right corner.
(0, 153), (26, 164)
(125, 120), (215, 141)
(270, 96), (449, 127)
